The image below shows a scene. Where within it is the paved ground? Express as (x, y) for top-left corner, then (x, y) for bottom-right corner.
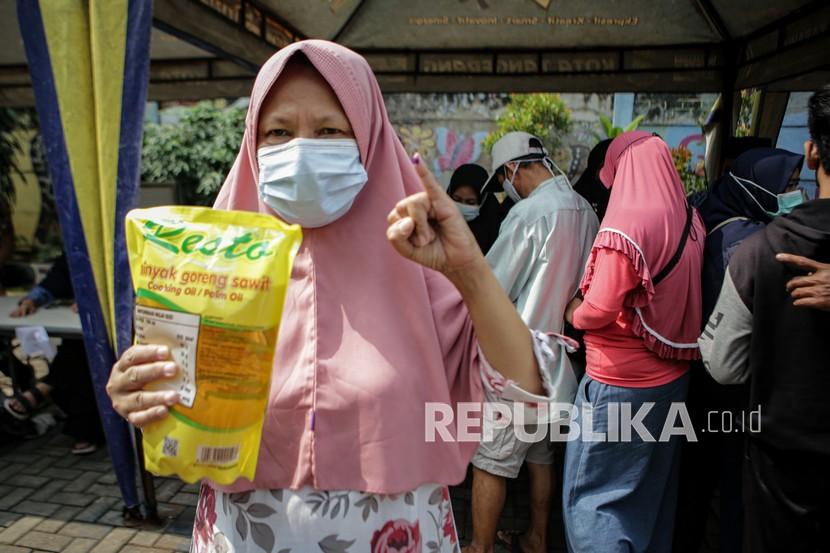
(0, 431), (194, 553)
(1, 426), (569, 552)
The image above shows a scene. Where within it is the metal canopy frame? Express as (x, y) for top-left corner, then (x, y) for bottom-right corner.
(143, 0), (828, 94)
(1, 0), (827, 108)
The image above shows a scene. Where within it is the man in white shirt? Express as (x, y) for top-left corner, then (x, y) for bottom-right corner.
(466, 132), (599, 553)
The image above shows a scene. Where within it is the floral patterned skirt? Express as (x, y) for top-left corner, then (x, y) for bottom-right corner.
(191, 483), (460, 553)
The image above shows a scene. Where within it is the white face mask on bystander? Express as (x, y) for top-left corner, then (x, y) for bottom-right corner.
(454, 201), (480, 221)
(502, 162), (524, 203)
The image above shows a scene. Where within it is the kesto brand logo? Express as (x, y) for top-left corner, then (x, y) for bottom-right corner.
(141, 220), (275, 261)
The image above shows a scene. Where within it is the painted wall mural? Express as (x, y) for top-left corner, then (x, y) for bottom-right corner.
(386, 91), (718, 189)
(433, 128), (490, 176)
(387, 92), (614, 186)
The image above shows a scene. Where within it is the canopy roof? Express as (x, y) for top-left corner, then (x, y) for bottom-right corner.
(1, 0), (828, 105)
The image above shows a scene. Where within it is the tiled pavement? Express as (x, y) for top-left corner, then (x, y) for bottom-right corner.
(0, 431), (194, 553)
(1, 427), (568, 552)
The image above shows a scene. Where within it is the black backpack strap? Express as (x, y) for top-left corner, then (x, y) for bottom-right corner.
(653, 204), (693, 286)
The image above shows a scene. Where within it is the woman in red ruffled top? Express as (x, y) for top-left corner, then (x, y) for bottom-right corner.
(562, 131), (705, 553)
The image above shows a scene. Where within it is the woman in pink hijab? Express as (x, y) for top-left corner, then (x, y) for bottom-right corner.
(562, 132), (704, 553)
(106, 41), (568, 551)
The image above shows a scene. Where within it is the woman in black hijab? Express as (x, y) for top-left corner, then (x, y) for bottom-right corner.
(448, 164), (485, 217)
(699, 147), (805, 318)
(448, 163), (512, 253)
(573, 139), (613, 221)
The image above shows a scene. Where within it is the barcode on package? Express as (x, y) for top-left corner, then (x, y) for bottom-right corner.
(197, 445), (240, 466)
(162, 437), (178, 458)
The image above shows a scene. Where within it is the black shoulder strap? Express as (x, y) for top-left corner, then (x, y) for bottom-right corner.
(653, 204), (693, 286)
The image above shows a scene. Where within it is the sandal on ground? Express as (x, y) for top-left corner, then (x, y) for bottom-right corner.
(3, 386), (48, 421)
(495, 530), (526, 553)
(71, 441), (98, 455)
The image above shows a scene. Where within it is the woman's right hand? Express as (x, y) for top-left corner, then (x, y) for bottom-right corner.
(387, 154), (483, 279)
(106, 345), (180, 428)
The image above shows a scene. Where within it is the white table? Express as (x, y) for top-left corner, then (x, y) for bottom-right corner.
(0, 296), (83, 338)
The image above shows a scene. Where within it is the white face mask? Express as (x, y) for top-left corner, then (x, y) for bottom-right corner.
(502, 162), (524, 203)
(503, 158), (565, 202)
(454, 201), (480, 221)
(258, 138), (368, 228)
(730, 172), (806, 217)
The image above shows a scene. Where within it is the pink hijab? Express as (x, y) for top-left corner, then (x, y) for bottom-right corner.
(580, 131), (704, 360)
(214, 40), (484, 493)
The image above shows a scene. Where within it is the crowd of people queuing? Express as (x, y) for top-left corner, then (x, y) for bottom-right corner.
(454, 86), (830, 553)
(457, 90), (830, 553)
(2, 38), (827, 552)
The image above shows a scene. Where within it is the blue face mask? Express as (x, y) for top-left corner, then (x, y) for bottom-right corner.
(454, 201), (480, 221)
(258, 138), (368, 228)
(730, 172), (806, 217)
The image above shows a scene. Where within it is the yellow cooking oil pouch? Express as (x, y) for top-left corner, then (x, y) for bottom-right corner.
(125, 206), (301, 484)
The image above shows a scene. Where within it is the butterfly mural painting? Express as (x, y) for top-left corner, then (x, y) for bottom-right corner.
(433, 127), (490, 176)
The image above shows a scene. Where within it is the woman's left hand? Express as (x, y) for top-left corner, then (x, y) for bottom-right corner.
(387, 154), (483, 276)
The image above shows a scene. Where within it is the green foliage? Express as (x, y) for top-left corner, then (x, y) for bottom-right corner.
(0, 109), (62, 260)
(735, 89), (761, 138)
(482, 94), (572, 155)
(141, 101), (246, 205)
(671, 146), (707, 195)
(596, 113), (645, 139)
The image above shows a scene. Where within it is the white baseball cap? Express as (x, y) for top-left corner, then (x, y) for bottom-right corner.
(482, 131), (549, 193)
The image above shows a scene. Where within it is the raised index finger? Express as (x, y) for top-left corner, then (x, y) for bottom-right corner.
(116, 344), (170, 373)
(412, 153), (448, 202)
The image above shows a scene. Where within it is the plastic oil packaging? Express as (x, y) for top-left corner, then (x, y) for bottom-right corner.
(125, 206), (301, 484)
